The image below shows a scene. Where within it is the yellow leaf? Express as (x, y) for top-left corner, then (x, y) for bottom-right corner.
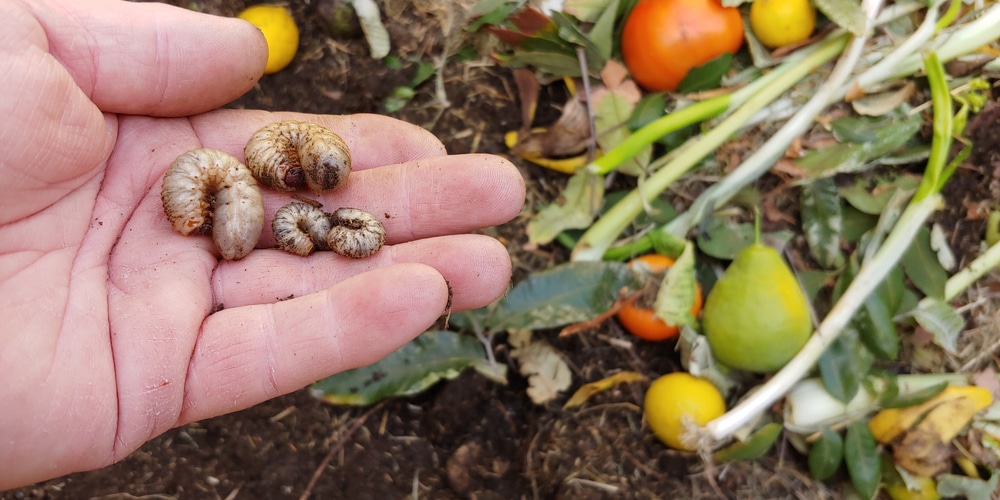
(563, 371), (647, 409)
(504, 129), (592, 175)
(869, 386), (993, 444)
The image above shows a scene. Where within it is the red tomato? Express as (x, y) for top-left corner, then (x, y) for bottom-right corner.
(620, 0), (744, 92)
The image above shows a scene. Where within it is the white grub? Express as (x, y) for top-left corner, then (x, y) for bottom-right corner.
(327, 208), (386, 259)
(244, 121), (352, 192)
(272, 202), (332, 256)
(160, 148), (265, 260)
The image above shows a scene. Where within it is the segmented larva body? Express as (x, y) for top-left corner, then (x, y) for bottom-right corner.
(327, 207), (386, 259)
(160, 148), (265, 260)
(244, 121), (352, 192)
(272, 202), (332, 256)
(272, 203), (386, 259)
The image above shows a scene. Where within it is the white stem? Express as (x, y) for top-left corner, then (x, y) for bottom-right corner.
(945, 240), (1000, 301)
(707, 194), (942, 440)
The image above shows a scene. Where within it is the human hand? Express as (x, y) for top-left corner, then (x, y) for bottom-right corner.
(0, 0), (524, 489)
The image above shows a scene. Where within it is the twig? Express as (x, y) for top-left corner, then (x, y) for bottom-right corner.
(298, 403), (385, 500)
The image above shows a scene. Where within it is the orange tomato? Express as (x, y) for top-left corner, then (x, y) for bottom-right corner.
(617, 254), (703, 341)
(620, 0), (744, 92)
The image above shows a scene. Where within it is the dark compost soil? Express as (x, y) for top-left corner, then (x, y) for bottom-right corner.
(7, 1), (1000, 499)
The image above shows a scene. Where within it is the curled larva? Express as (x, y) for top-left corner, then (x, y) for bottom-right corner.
(272, 202), (332, 256)
(160, 148), (265, 260)
(244, 121), (352, 192)
(327, 208), (386, 259)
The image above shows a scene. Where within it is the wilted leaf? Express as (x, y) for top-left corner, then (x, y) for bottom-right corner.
(528, 170), (604, 244)
(509, 330), (573, 404)
(653, 241), (698, 328)
(489, 261), (641, 332)
(714, 423), (783, 463)
(869, 385), (992, 444)
(929, 223), (956, 271)
(678, 326), (738, 397)
(901, 227), (948, 300)
(845, 420), (881, 500)
(800, 178), (845, 269)
(813, 0), (867, 36)
(909, 297), (964, 355)
(563, 371), (647, 408)
(595, 92), (649, 176)
(809, 428), (844, 481)
(797, 115), (921, 179)
(850, 81), (916, 116)
(311, 330), (506, 406)
(937, 472), (1000, 499)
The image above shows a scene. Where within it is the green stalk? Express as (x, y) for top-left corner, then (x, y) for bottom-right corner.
(706, 52), (953, 442)
(587, 42), (830, 176)
(570, 34), (850, 262)
(914, 52), (953, 201)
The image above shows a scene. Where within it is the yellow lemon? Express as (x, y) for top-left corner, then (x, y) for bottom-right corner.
(644, 373), (725, 450)
(749, 0), (816, 49)
(237, 4), (299, 74)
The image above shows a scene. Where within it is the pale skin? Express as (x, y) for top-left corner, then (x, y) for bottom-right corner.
(0, 0), (525, 489)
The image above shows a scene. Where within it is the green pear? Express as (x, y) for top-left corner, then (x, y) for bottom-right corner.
(702, 243), (812, 373)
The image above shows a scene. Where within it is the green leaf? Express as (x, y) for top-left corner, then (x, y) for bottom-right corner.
(653, 241), (698, 328)
(910, 297), (964, 355)
(489, 261), (642, 331)
(563, 0), (618, 22)
(528, 170), (604, 244)
(696, 217), (755, 260)
(797, 115), (922, 179)
(839, 174), (921, 215)
(628, 92), (666, 130)
(383, 86), (416, 113)
(310, 330), (506, 406)
(496, 50), (584, 76)
(855, 290), (898, 360)
(409, 60), (436, 86)
(844, 420), (881, 500)
(800, 178), (845, 269)
(818, 326), (873, 402)
(901, 226), (948, 300)
(678, 53), (733, 93)
(841, 205), (879, 243)
(714, 423), (783, 463)
(813, 0), (867, 36)
(550, 12), (606, 72)
(585, 0), (619, 60)
(809, 428), (844, 481)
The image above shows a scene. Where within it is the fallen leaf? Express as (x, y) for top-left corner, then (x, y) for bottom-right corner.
(509, 330), (573, 404)
(563, 371), (647, 408)
(972, 366), (1000, 401)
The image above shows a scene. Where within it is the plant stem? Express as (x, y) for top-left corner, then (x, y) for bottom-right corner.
(706, 51), (954, 442)
(571, 34), (850, 261)
(944, 241), (1000, 301)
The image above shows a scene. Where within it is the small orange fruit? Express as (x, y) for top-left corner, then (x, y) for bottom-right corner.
(617, 254), (703, 341)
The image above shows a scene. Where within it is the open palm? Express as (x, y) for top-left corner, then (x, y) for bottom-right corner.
(0, 0), (524, 488)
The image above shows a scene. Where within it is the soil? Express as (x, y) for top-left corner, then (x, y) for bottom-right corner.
(7, 1), (1000, 499)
